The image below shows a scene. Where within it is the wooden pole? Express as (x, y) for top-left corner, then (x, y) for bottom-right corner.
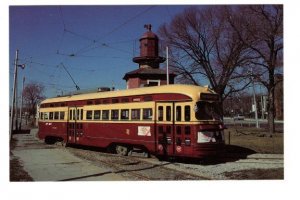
(166, 46), (169, 85)
(10, 50), (19, 140)
(19, 76), (25, 130)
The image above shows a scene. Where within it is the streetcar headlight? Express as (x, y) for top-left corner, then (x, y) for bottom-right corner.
(197, 131), (216, 143)
(184, 138), (191, 146)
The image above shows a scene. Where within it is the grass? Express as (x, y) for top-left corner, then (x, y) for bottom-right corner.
(224, 126), (284, 154)
(10, 157), (33, 181)
(223, 168), (284, 180)
(10, 134), (33, 182)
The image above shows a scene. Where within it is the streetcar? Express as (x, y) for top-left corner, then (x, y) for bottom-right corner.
(38, 84), (225, 159)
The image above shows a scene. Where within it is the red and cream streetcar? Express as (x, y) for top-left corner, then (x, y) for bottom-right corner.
(38, 84), (225, 159)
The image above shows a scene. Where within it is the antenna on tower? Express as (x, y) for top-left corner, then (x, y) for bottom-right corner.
(144, 24), (152, 31)
(112, 80), (115, 91)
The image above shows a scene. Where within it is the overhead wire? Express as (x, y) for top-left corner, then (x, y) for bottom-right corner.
(56, 6), (154, 58)
(64, 29), (96, 42)
(56, 51), (128, 59)
(20, 58), (98, 72)
(73, 5), (156, 56)
(59, 6), (66, 30)
(22, 6), (157, 95)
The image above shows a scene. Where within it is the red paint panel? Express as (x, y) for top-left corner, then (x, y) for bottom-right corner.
(38, 121), (224, 158)
(38, 121), (67, 141)
(81, 122), (156, 152)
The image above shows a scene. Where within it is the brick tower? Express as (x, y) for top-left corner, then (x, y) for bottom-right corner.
(123, 24), (176, 89)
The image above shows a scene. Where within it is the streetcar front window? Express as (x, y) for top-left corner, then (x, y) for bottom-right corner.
(195, 101), (221, 120)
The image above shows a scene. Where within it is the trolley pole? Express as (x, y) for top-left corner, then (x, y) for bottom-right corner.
(10, 50), (19, 140)
(19, 76), (25, 130)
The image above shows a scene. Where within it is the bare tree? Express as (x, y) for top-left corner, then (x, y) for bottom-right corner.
(23, 82), (45, 117)
(159, 6), (254, 114)
(228, 5), (283, 135)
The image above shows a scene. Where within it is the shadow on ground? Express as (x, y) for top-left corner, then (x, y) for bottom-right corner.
(157, 145), (257, 165)
(12, 129), (31, 135)
(67, 143), (256, 165)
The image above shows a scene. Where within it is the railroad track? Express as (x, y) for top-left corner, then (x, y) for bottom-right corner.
(66, 145), (211, 180)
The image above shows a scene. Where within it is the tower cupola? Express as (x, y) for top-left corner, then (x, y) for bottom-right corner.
(132, 24), (165, 69)
(123, 24), (176, 89)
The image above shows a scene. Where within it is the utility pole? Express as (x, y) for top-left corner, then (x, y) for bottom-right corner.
(261, 95), (264, 120)
(10, 50), (19, 140)
(166, 46), (169, 85)
(19, 76), (25, 130)
(251, 68), (259, 128)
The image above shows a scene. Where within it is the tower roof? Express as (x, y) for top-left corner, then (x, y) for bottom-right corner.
(123, 67), (176, 80)
(140, 30), (158, 40)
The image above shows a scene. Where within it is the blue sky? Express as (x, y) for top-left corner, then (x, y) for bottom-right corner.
(9, 5), (193, 98)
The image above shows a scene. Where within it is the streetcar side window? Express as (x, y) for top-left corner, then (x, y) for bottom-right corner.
(111, 110), (119, 120)
(87, 100), (93, 105)
(95, 99), (101, 105)
(121, 98), (129, 103)
(44, 112), (49, 120)
(131, 109), (140, 120)
(185, 106), (191, 121)
(158, 106), (163, 121)
(121, 109), (129, 120)
(176, 106), (182, 121)
(166, 106), (171, 121)
(102, 110), (110, 120)
(77, 109), (80, 120)
(60, 111), (65, 120)
(94, 110), (101, 120)
(69, 110), (72, 120)
(54, 112), (59, 120)
(49, 112), (53, 120)
(80, 109), (83, 120)
(40, 112), (44, 120)
(143, 108), (152, 120)
(86, 110), (93, 120)
(112, 99), (119, 104)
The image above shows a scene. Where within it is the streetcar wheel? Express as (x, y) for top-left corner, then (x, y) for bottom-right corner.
(115, 145), (129, 156)
(61, 140), (67, 147)
(45, 137), (56, 144)
(143, 151), (150, 158)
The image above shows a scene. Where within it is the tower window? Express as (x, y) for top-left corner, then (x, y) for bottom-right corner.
(147, 80), (160, 87)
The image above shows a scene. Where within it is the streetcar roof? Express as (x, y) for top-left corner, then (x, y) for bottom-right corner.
(41, 84), (215, 104)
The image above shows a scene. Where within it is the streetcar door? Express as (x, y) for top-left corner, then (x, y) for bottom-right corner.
(173, 103), (193, 156)
(67, 107), (83, 144)
(156, 102), (175, 156)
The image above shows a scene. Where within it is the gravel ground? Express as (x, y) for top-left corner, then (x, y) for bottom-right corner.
(67, 146), (210, 180)
(67, 145), (283, 180)
(137, 153), (283, 180)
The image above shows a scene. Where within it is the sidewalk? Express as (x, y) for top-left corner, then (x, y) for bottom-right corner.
(11, 129), (125, 181)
